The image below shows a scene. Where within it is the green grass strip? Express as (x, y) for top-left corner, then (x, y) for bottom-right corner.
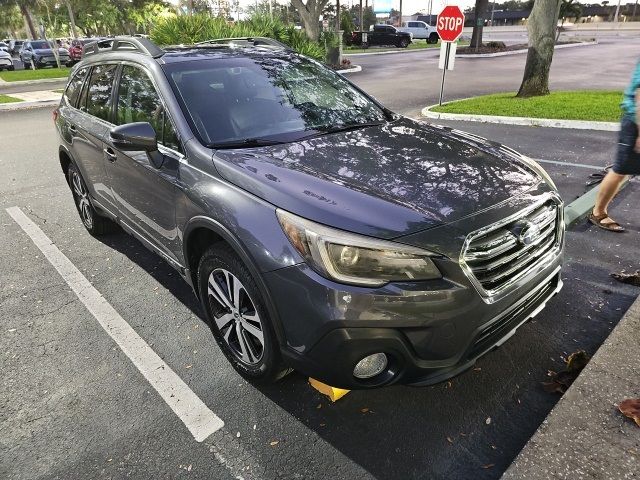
(0, 94), (22, 104)
(0, 67), (70, 82)
(432, 91), (624, 122)
(344, 40), (468, 54)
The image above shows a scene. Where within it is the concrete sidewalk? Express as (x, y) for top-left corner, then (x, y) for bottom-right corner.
(503, 292), (640, 479)
(0, 90), (61, 111)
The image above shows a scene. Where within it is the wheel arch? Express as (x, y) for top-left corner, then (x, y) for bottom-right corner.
(183, 216), (287, 345)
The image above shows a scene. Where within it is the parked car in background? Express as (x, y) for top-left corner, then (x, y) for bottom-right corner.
(20, 40), (71, 68)
(0, 50), (14, 71)
(0, 42), (9, 53)
(347, 24), (413, 48)
(69, 38), (101, 63)
(398, 21), (440, 44)
(56, 36), (564, 389)
(9, 39), (24, 55)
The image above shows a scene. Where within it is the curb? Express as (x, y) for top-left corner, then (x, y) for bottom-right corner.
(0, 99), (59, 111)
(344, 47), (440, 57)
(457, 40), (597, 58)
(336, 65), (362, 74)
(502, 291), (640, 479)
(422, 102), (619, 132)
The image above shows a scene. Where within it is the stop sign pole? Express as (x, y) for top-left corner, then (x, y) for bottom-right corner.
(437, 6), (465, 106)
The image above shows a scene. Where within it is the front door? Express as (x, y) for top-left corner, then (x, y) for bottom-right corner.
(105, 64), (184, 266)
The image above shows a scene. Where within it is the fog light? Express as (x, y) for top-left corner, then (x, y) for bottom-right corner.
(353, 353), (388, 379)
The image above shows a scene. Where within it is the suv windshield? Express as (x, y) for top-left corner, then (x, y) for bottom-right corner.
(30, 41), (50, 49)
(163, 53), (387, 148)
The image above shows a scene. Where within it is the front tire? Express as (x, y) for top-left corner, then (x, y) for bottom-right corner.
(398, 38), (410, 48)
(67, 162), (117, 236)
(428, 33), (439, 44)
(197, 244), (289, 383)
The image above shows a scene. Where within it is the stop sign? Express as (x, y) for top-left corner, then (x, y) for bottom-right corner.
(437, 6), (465, 43)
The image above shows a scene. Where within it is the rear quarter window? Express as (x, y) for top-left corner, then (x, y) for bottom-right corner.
(63, 67), (88, 108)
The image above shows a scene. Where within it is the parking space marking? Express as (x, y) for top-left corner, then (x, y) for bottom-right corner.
(532, 158), (604, 170)
(6, 206), (224, 443)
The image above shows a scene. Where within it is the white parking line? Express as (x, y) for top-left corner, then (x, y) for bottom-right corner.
(532, 158), (605, 171)
(6, 206), (224, 443)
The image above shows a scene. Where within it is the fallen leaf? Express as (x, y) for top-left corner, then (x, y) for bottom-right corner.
(473, 367), (481, 372)
(446, 436), (454, 444)
(485, 417), (491, 425)
(360, 408), (369, 413)
(317, 404), (322, 409)
(619, 399), (640, 427)
(185, 365), (192, 369)
(542, 350), (590, 394)
(481, 464), (495, 469)
(269, 440), (279, 446)
(611, 270), (640, 287)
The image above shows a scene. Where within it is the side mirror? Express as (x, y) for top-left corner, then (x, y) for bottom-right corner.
(110, 122), (158, 152)
(110, 122), (165, 168)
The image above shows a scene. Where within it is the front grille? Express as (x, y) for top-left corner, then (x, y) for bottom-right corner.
(462, 197), (562, 297)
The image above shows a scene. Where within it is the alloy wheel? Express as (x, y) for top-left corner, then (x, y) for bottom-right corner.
(71, 170), (93, 230)
(207, 268), (265, 365)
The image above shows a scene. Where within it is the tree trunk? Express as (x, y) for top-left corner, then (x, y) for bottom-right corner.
(19, 4), (37, 40)
(291, 0), (326, 41)
(65, 0), (79, 39)
(335, 0), (340, 31)
(470, 0), (489, 48)
(517, 0), (562, 97)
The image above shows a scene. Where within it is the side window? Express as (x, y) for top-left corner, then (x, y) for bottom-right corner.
(408, 22), (417, 28)
(85, 64), (117, 121)
(116, 65), (182, 153)
(63, 67), (88, 108)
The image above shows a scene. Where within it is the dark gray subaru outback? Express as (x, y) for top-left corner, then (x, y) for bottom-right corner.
(55, 37), (564, 389)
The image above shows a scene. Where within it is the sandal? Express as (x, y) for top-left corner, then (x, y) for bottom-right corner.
(588, 212), (625, 232)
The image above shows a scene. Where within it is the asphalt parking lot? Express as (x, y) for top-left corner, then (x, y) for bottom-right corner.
(1, 104), (638, 480)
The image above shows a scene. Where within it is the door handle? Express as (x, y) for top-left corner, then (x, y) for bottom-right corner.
(103, 147), (117, 162)
(68, 124), (77, 134)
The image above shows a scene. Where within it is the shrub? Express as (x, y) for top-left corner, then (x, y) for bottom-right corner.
(150, 14), (327, 61)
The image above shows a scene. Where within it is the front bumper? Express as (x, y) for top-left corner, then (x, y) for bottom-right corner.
(0, 58), (12, 67)
(267, 253), (562, 389)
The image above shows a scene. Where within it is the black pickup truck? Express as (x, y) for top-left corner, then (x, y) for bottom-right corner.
(346, 24), (413, 48)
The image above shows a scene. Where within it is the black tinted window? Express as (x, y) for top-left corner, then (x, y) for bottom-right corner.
(85, 64), (117, 121)
(117, 65), (181, 152)
(164, 55), (386, 147)
(63, 67), (88, 107)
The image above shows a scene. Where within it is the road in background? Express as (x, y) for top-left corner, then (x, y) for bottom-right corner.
(348, 37), (639, 118)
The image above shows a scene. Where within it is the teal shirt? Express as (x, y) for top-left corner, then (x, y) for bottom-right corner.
(622, 60), (640, 120)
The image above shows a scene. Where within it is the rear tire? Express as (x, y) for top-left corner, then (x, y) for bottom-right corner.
(197, 244), (291, 384)
(67, 162), (117, 236)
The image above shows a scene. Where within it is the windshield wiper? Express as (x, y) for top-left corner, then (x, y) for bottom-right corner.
(211, 137), (287, 149)
(316, 121), (385, 136)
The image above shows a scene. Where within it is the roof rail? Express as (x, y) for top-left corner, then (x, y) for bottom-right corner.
(83, 36), (165, 58)
(195, 37), (290, 50)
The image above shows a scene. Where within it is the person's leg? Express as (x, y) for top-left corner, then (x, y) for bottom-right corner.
(593, 171), (628, 217)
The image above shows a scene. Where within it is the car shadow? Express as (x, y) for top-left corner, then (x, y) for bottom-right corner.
(94, 228), (636, 480)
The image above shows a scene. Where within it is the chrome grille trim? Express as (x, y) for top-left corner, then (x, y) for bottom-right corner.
(460, 193), (564, 304)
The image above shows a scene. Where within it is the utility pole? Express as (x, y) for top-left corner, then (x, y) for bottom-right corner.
(359, 0), (363, 31)
(336, 0), (341, 31)
(614, 0), (622, 23)
(428, 0), (433, 25)
(490, 1), (496, 25)
(398, 0), (402, 26)
(633, 0), (638, 21)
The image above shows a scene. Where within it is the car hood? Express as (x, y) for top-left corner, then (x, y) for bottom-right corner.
(212, 117), (541, 239)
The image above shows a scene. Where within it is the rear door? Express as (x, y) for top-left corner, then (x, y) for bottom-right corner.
(104, 63), (182, 265)
(71, 63), (119, 212)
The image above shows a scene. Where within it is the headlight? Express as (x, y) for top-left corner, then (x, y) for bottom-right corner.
(277, 209), (441, 287)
